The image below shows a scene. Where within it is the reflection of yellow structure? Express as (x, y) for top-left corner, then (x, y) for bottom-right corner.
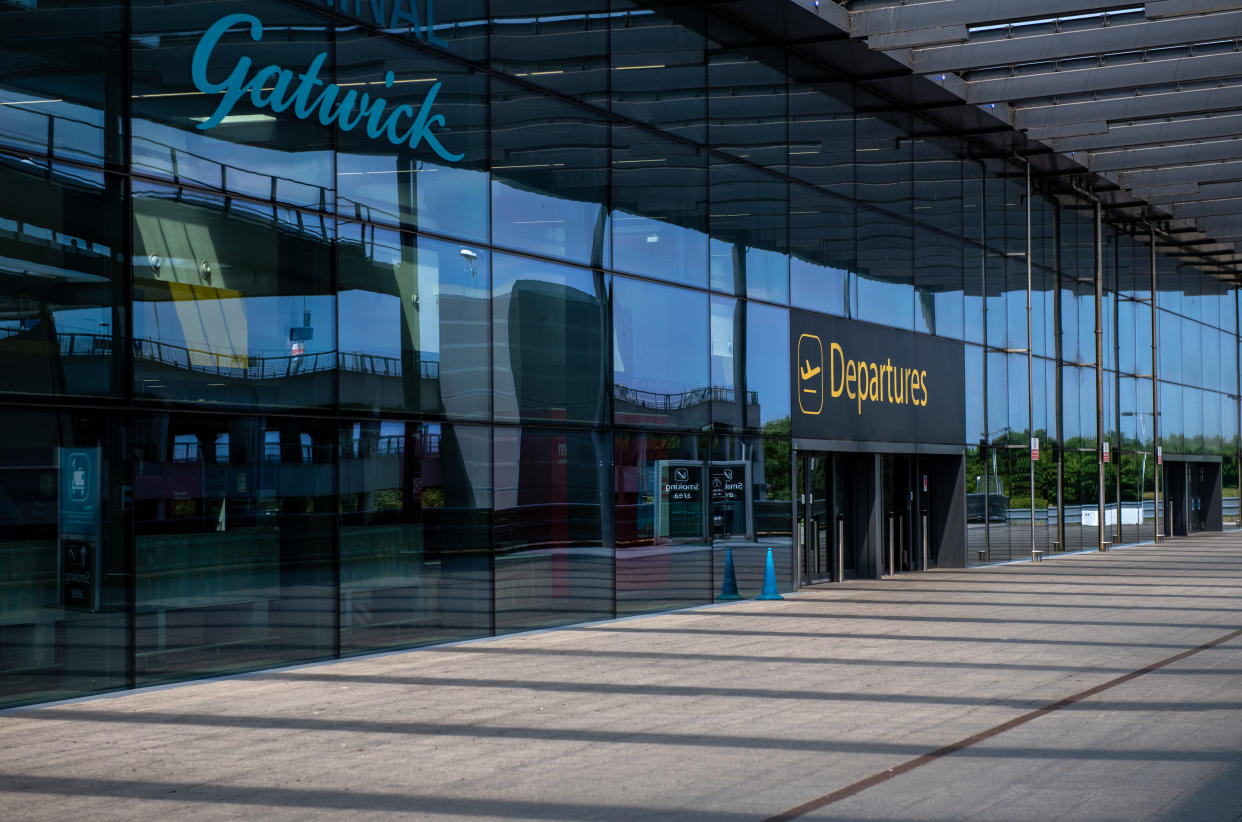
(134, 207), (248, 368)
(797, 333), (823, 415)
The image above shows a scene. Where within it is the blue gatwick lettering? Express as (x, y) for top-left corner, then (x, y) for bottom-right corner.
(190, 13), (463, 163)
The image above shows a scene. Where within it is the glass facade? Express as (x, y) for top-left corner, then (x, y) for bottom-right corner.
(1, 0), (1239, 708)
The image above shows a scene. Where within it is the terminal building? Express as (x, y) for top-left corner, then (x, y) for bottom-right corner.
(2, 0), (1241, 708)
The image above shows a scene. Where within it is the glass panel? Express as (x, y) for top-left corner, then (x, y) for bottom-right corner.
(746, 301), (791, 432)
(0, 161), (123, 397)
(338, 224), (490, 418)
(709, 162), (788, 303)
(335, 33), (489, 242)
(491, 79), (610, 267)
(1224, 456), (1240, 529)
(340, 421), (491, 654)
(856, 209), (913, 330)
(913, 133), (962, 237)
(915, 229), (964, 339)
(710, 296), (740, 431)
(0, 1), (122, 166)
(490, 0), (609, 104)
(0, 410), (129, 709)
(493, 253), (608, 425)
(788, 58), (853, 198)
(134, 413), (335, 684)
(611, 125), (707, 287)
(855, 102), (910, 215)
(789, 188), (855, 317)
(493, 427), (612, 633)
(707, 19), (786, 172)
(614, 431), (710, 616)
(613, 276), (708, 430)
(132, 182), (335, 409)
(712, 435), (794, 595)
(611, 2), (706, 141)
(131, 1), (333, 208)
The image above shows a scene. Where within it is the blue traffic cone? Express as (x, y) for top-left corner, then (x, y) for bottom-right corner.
(756, 547), (784, 601)
(718, 547), (742, 601)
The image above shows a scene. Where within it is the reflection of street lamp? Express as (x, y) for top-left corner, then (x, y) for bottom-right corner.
(460, 247), (478, 283)
(1122, 410), (1161, 533)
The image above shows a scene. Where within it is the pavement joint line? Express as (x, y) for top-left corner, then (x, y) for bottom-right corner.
(760, 624), (1242, 822)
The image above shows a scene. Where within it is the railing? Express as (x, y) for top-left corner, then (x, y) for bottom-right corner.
(613, 384), (760, 412)
(0, 329), (440, 381)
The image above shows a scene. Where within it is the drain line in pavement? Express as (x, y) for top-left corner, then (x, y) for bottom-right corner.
(763, 625), (1242, 822)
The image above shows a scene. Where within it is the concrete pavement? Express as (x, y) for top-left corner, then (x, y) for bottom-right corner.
(3, 533), (1242, 821)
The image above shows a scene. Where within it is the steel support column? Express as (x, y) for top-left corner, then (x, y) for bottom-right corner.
(1150, 227), (1161, 543)
(1096, 203), (1107, 550)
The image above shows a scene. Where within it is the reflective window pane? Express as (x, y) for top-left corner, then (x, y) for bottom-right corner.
(134, 413), (336, 684)
(493, 254), (608, 425)
(494, 428), (612, 633)
(0, 2), (122, 166)
(0, 162), (123, 397)
(131, 1), (333, 208)
(338, 225), (490, 418)
(132, 183), (335, 409)
(613, 276), (708, 430)
(614, 431), (710, 616)
(0, 410), (129, 708)
(336, 33), (488, 243)
(491, 80), (610, 267)
(612, 125), (707, 287)
(340, 421), (491, 654)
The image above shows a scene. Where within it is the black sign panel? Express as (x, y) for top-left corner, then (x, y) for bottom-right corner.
(790, 310), (965, 445)
(710, 465), (745, 502)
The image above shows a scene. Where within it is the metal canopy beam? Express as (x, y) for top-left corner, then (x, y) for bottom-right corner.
(911, 12), (1242, 75)
(1175, 198), (1242, 218)
(965, 51), (1242, 104)
(1143, 179), (1242, 203)
(1012, 84), (1242, 130)
(1046, 113), (1242, 152)
(850, 0), (1131, 37)
(1119, 157), (1242, 188)
(1086, 139), (1242, 172)
(1147, 1), (1242, 19)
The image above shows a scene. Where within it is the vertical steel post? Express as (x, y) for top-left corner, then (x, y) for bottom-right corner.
(922, 513), (929, 570)
(1027, 162), (1037, 562)
(888, 516), (895, 576)
(1150, 227), (1160, 543)
(837, 516), (845, 582)
(1096, 203), (1106, 550)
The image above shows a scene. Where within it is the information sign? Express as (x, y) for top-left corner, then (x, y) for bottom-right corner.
(59, 447), (102, 612)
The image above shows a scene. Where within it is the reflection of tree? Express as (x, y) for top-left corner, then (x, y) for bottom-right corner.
(762, 417), (791, 501)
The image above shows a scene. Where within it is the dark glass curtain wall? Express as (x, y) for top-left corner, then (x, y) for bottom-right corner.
(0, 0), (1237, 708)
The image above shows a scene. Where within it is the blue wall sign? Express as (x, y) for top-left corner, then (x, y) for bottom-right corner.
(59, 447), (102, 612)
(191, 13), (463, 163)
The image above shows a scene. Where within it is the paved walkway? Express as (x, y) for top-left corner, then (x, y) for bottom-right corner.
(4, 534), (1242, 821)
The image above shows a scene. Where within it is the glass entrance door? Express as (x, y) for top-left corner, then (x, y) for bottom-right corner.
(800, 453), (857, 584)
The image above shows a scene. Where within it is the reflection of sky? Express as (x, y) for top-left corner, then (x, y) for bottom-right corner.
(613, 278), (706, 394)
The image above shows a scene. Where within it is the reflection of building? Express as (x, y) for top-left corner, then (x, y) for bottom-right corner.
(3, 0), (1242, 708)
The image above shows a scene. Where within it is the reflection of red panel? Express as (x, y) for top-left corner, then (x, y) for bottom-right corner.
(134, 463), (202, 501)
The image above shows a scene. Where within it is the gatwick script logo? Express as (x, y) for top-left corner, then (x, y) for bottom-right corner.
(190, 13), (463, 163)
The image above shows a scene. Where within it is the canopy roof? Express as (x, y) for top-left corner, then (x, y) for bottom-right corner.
(757, 0), (1242, 275)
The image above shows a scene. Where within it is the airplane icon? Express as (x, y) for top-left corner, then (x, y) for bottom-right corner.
(797, 334), (824, 415)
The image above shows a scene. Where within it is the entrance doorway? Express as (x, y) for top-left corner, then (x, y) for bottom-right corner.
(798, 453), (861, 583)
(881, 454), (941, 575)
(798, 451), (963, 584)
(1164, 459), (1223, 536)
